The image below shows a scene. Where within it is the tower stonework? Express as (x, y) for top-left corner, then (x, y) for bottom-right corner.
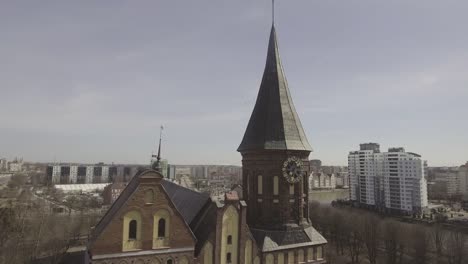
(241, 150), (311, 230)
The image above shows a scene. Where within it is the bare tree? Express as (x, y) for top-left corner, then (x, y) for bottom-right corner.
(344, 213), (363, 264)
(362, 213), (380, 264)
(410, 226), (429, 264)
(329, 211), (346, 255)
(431, 223), (446, 262)
(446, 231), (466, 264)
(383, 220), (403, 264)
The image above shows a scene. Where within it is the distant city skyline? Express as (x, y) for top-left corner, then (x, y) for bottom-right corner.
(1, 0), (467, 166)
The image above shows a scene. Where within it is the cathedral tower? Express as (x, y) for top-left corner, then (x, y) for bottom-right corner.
(238, 22), (312, 231)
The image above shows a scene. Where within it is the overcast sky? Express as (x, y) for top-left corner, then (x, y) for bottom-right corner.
(1, 0), (467, 166)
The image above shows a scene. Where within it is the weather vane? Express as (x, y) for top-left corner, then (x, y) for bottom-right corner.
(272, 0), (275, 25)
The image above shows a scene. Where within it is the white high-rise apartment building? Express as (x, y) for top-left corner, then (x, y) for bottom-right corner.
(348, 143), (428, 214)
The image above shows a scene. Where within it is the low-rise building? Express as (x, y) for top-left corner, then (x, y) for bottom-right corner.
(8, 158), (23, 172)
(46, 163), (141, 185)
(103, 182), (127, 205)
(310, 172), (336, 189)
(335, 171), (349, 188)
(427, 167), (459, 199)
(0, 159), (7, 171)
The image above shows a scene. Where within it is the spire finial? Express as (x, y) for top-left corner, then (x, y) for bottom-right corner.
(152, 125), (164, 172)
(272, 0), (275, 25)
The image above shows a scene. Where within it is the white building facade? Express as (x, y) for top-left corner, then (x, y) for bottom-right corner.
(348, 143), (428, 214)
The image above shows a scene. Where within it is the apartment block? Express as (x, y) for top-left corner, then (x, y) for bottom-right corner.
(348, 143), (428, 214)
(46, 163), (140, 185)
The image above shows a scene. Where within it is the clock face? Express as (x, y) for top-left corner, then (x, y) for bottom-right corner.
(282, 156), (303, 184)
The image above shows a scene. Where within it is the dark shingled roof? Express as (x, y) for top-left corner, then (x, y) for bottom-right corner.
(250, 226), (327, 252)
(191, 201), (218, 255)
(161, 180), (210, 226)
(238, 25), (312, 152)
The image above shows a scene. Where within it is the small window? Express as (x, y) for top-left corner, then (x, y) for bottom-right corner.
(258, 175), (263, 195)
(167, 259), (173, 264)
(145, 189), (155, 204)
(227, 252), (232, 263)
(129, 220), (137, 240)
(158, 218), (166, 237)
(273, 176), (279, 195)
(227, 235), (232, 244)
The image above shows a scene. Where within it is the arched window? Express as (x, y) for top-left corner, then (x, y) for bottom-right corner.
(266, 254), (274, 264)
(129, 220), (137, 240)
(307, 248), (314, 261)
(153, 209), (170, 248)
(227, 235), (232, 244)
(158, 218), (166, 237)
(123, 211), (142, 251)
(166, 259), (173, 264)
(277, 252), (284, 264)
(257, 175), (263, 194)
(317, 246), (323, 259)
(227, 253), (232, 263)
(288, 251), (294, 264)
(298, 249), (304, 263)
(273, 176), (279, 195)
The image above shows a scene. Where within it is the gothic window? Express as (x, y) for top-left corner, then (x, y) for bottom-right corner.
(258, 175), (263, 194)
(266, 254), (274, 264)
(273, 176), (279, 195)
(277, 252), (284, 264)
(317, 246), (323, 259)
(166, 259), (173, 264)
(227, 253), (232, 263)
(298, 249), (304, 263)
(158, 218), (166, 237)
(287, 251), (294, 264)
(129, 220), (137, 240)
(307, 248), (314, 261)
(227, 235), (232, 244)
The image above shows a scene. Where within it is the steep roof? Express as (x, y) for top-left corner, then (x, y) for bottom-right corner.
(238, 25), (312, 152)
(191, 201), (218, 255)
(250, 226), (327, 252)
(161, 180), (210, 225)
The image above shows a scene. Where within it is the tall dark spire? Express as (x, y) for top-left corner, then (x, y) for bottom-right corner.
(237, 18), (312, 152)
(152, 125), (163, 172)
